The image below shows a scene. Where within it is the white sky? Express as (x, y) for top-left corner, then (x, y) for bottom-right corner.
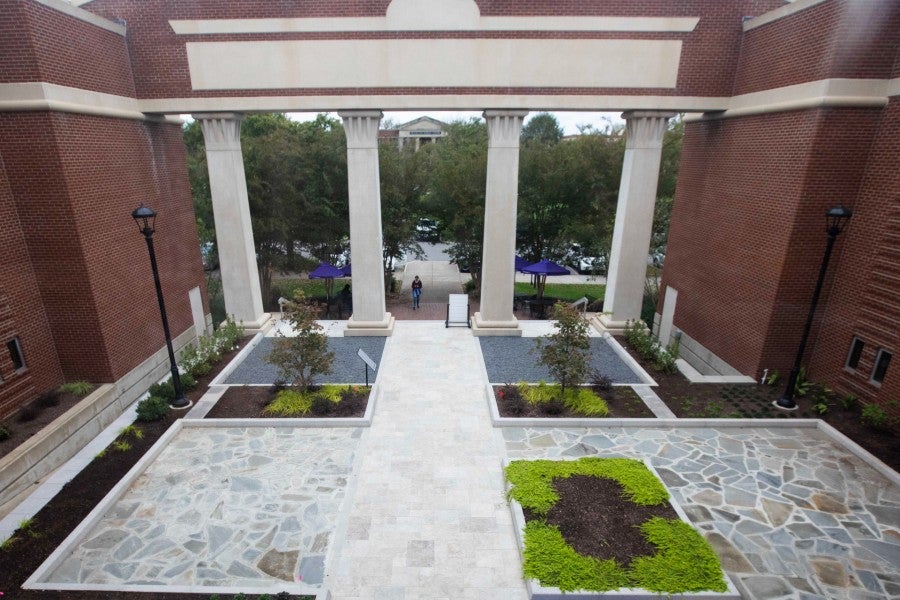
(287, 111), (624, 135)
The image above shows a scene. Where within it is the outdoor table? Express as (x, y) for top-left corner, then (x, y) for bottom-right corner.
(527, 296), (559, 319)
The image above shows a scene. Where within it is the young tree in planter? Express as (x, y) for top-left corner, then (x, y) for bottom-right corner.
(266, 291), (334, 391)
(534, 303), (591, 398)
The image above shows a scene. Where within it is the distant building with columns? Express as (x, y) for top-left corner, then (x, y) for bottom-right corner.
(0, 0), (897, 438)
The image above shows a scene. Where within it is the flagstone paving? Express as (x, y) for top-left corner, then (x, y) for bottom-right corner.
(503, 426), (900, 599)
(19, 320), (900, 600)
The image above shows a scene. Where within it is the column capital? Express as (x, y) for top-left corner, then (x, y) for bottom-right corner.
(339, 110), (384, 149)
(620, 111), (676, 150)
(483, 110), (528, 148)
(194, 113), (244, 151)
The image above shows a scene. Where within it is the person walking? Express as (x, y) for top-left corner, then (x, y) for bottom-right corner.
(411, 275), (423, 309)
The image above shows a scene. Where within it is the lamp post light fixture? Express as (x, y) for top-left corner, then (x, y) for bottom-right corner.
(776, 205), (853, 410)
(132, 204), (190, 409)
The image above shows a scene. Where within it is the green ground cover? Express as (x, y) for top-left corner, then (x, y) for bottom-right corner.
(514, 282), (605, 302)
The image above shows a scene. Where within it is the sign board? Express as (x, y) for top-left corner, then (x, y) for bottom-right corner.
(357, 348), (377, 372)
(446, 293), (471, 327)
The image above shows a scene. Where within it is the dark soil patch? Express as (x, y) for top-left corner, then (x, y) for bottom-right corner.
(206, 385), (368, 418)
(1, 389), (94, 460)
(495, 385), (654, 419)
(0, 336), (313, 599)
(522, 474), (679, 567)
(615, 336), (900, 473)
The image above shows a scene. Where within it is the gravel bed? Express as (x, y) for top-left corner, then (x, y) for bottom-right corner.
(224, 336), (386, 384)
(479, 336), (644, 384)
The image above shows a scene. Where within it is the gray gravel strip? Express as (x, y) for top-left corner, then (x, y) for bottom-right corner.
(224, 336), (386, 384)
(478, 336), (644, 384)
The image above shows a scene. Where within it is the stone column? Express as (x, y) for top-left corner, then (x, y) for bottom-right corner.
(339, 110), (394, 336)
(473, 110), (528, 337)
(194, 113), (269, 330)
(599, 111), (674, 333)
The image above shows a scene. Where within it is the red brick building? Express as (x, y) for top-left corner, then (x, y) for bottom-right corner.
(0, 0), (896, 420)
(661, 0), (899, 414)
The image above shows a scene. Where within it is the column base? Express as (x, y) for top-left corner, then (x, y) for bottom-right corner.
(223, 313), (273, 334)
(471, 312), (522, 337)
(344, 313), (395, 336)
(590, 313), (633, 336)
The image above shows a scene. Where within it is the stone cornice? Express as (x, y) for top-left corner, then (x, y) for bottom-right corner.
(0, 82), (180, 123)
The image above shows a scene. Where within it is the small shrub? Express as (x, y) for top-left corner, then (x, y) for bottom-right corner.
(136, 396), (170, 422)
(310, 393), (334, 416)
(336, 385), (369, 416)
(764, 370), (780, 386)
(148, 380), (176, 401)
(37, 390), (60, 407)
(498, 383), (526, 416)
(839, 393), (858, 411)
(265, 389), (312, 416)
(860, 403), (888, 428)
(812, 401), (829, 416)
(794, 367), (812, 397)
(590, 370), (612, 393)
(113, 440), (132, 452)
(58, 380), (94, 397)
(178, 372), (197, 390)
(190, 361), (212, 377)
(17, 403), (41, 422)
(563, 388), (609, 417)
(119, 424), (143, 440)
(0, 423), (11, 441)
(542, 398), (566, 415)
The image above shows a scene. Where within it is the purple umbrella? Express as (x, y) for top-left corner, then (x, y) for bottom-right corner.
(309, 262), (345, 302)
(514, 255), (530, 272)
(521, 259), (569, 304)
(340, 263), (352, 277)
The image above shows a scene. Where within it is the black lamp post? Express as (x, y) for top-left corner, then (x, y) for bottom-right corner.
(776, 205), (852, 410)
(132, 204), (190, 409)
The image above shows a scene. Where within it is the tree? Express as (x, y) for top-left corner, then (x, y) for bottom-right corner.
(265, 291), (334, 392)
(534, 303), (591, 397)
(521, 113), (564, 144)
(424, 119), (489, 289)
(380, 143), (426, 285)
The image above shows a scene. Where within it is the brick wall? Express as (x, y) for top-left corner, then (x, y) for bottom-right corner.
(0, 154), (64, 419)
(734, 0), (900, 95)
(809, 98), (900, 414)
(0, 112), (205, 391)
(0, 0), (136, 97)
(662, 106), (882, 379)
(75, 0), (783, 100)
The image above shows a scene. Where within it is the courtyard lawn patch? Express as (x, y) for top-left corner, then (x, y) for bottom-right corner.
(514, 282), (605, 303)
(506, 457), (729, 594)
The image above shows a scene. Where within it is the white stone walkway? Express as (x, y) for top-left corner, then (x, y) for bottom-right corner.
(326, 321), (527, 599)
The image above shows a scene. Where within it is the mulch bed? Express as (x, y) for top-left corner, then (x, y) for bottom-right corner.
(0, 336), (312, 600)
(1, 390), (92, 460)
(522, 474), (679, 566)
(615, 336), (900, 473)
(495, 385), (654, 418)
(205, 385), (368, 418)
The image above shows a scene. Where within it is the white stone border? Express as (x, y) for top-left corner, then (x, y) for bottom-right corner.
(502, 456), (741, 599)
(23, 418), (350, 597)
(208, 330), (266, 386)
(675, 359), (756, 384)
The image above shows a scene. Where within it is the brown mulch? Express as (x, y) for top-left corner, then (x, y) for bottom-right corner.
(1, 390), (92, 460)
(614, 336), (900, 473)
(495, 385), (654, 418)
(206, 385), (368, 418)
(522, 475), (679, 566)
(0, 336), (311, 600)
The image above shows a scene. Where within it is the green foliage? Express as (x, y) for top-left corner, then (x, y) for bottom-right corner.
(564, 388), (609, 417)
(180, 315), (245, 378)
(518, 381), (556, 404)
(0, 422), (10, 441)
(513, 282), (604, 303)
(628, 518), (728, 593)
(523, 521), (628, 592)
(534, 303), (591, 395)
(179, 372), (197, 390)
(624, 320), (679, 374)
(119, 425), (144, 440)
(18, 517), (43, 539)
(794, 367), (813, 397)
(112, 440), (132, 452)
(265, 389), (312, 416)
(266, 291), (335, 392)
(860, 403), (889, 428)
(148, 380), (176, 401)
(58, 380), (94, 397)
(136, 396), (170, 422)
(839, 393), (858, 411)
(765, 370), (781, 386)
(515, 382), (608, 416)
(505, 458), (668, 516)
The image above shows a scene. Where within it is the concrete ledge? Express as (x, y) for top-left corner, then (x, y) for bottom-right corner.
(209, 331), (266, 387)
(0, 384), (116, 507)
(344, 315), (395, 336)
(472, 312), (523, 337)
(504, 457), (741, 599)
(676, 359), (756, 384)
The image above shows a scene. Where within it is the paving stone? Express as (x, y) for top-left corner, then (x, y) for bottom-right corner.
(407, 539), (435, 567)
(299, 554), (325, 584)
(761, 498), (793, 527)
(705, 532), (755, 572)
(741, 575), (794, 598)
(812, 492), (849, 514)
(257, 548), (298, 581)
(811, 558), (849, 587)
